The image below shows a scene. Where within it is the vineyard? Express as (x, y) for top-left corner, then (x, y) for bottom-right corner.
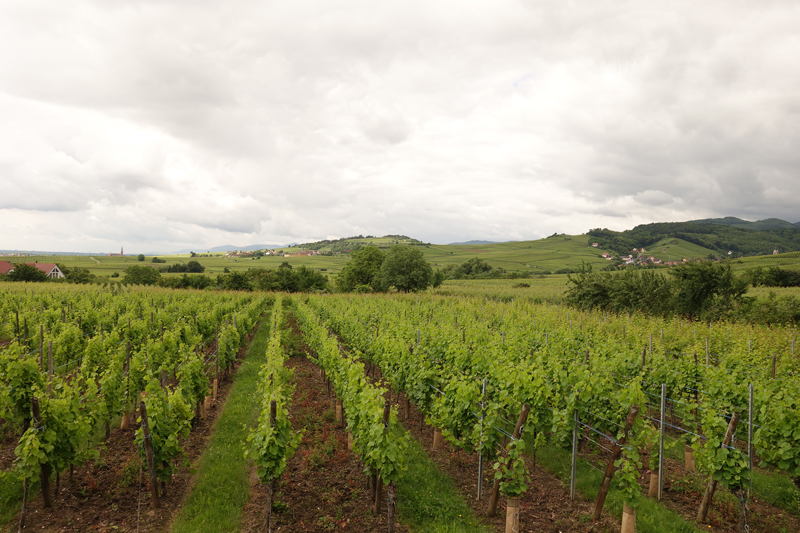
(1, 282), (799, 532)
(296, 293), (799, 532)
(0, 283), (270, 530)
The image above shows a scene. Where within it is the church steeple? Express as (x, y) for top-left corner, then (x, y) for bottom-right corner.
(121, 246), (124, 256)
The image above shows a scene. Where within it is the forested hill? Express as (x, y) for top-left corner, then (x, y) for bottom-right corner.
(588, 220), (800, 257)
(688, 216), (800, 230)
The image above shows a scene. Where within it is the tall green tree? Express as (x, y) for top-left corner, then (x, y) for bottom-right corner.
(6, 264), (48, 282)
(378, 245), (433, 292)
(336, 246), (386, 292)
(122, 265), (160, 285)
(186, 260), (204, 273)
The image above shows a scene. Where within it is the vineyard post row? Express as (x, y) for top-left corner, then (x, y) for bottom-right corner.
(309, 295), (641, 531)
(246, 296), (304, 532)
(293, 299), (407, 532)
(304, 292), (799, 530)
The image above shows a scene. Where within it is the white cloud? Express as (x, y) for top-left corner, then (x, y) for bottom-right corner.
(1, 0), (799, 252)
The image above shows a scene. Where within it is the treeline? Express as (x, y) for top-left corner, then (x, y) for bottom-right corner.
(439, 257), (559, 279)
(439, 257), (506, 279)
(120, 264), (329, 293)
(588, 221), (800, 257)
(566, 262), (800, 324)
(157, 260), (205, 273)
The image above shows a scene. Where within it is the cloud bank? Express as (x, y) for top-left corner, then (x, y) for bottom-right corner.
(1, 0), (798, 252)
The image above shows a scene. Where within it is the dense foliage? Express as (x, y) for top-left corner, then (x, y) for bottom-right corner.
(566, 261), (749, 321)
(246, 299), (302, 484)
(336, 246), (386, 292)
(304, 291), (799, 517)
(438, 257), (509, 280)
(123, 265), (161, 285)
(159, 260), (205, 273)
(377, 245), (434, 292)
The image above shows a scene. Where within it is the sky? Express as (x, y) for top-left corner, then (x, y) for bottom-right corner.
(1, 0), (799, 253)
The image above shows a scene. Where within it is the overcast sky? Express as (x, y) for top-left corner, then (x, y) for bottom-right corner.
(1, 0), (799, 253)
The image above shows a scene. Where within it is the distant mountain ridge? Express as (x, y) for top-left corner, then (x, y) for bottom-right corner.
(448, 240), (500, 245)
(688, 216), (800, 230)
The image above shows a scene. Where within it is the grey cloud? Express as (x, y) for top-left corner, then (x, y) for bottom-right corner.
(163, 195), (270, 234)
(363, 116), (412, 145)
(2, 0), (800, 252)
(632, 190), (675, 207)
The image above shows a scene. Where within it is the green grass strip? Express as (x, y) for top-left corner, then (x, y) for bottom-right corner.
(0, 472), (27, 529)
(396, 435), (491, 533)
(535, 444), (701, 533)
(170, 317), (273, 533)
(751, 469), (800, 514)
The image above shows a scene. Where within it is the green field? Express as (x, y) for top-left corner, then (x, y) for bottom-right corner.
(433, 276), (570, 303)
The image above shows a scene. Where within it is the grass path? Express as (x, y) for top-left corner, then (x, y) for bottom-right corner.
(169, 318), (272, 533)
(395, 435), (491, 533)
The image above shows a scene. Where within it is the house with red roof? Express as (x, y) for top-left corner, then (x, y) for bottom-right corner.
(30, 262), (65, 278)
(0, 261), (65, 279)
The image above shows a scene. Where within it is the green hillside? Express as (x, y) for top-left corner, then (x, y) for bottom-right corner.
(589, 221), (800, 257)
(423, 234), (617, 273)
(635, 237), (716, 262)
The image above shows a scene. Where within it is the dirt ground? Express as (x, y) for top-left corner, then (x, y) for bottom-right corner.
(239, 354), (410, 533)
(646, 450), (799, 532)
